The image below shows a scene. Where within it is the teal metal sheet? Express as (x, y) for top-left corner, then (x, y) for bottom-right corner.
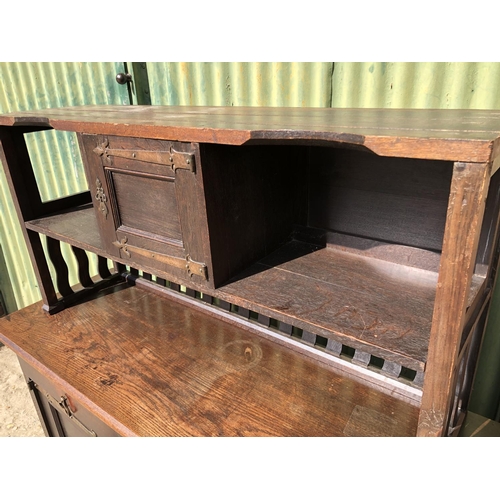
(147, 62), (333, 107)
(0, 62), (130, 309)
(331, 62), (500, 109)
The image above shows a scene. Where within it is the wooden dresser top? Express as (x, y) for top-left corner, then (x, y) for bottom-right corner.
(0, 283), (419, 436)
(1, 105), (500, 162)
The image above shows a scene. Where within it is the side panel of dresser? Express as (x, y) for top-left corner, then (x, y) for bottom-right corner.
(418, 161), (493, 436)
(0, 126), (96, 313)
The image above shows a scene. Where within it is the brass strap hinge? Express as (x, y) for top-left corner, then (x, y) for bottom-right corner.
(28, 381), (97, 437)
(112, 237), (208, 280)
(93, 139), (195, 172)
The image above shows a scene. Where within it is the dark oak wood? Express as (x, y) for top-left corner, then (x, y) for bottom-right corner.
(46, 237), (74, 297)
(71, 246), (94, 288)
(308, 149), (453, 252)
(2, 105), (500, 437)
(418, 162), (491, 436)
(0, 285), (419, 436)
(0, 127), (59, 310)
(3, 106), (500, 162)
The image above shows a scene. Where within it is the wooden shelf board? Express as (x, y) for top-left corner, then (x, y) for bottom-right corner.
(26, 203), (103, 252)
(0, 284), (419, 437)
(24, 207), (486, 371)
(219, 241), (437, 370)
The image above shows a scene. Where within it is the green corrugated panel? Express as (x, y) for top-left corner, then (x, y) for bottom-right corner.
(147, 62), (333, 107)
(332, 62), (500, 109)
(0, 62), (129, 309)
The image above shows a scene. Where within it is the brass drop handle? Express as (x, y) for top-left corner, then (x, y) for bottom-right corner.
(116, 73), (132, 85)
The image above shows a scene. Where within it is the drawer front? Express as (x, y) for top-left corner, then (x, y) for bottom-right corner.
(80, 134), (212, 286)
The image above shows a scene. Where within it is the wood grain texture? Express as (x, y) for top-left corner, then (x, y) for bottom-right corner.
(25, 204), (103, 251)
(220, 241), (437, 370)
(201, 144), (306, 286)
(23, 205), (486, 371)
(0, 285), (419, 436)
(418, 162), (491, 436)
(110, 171), (182, 241)
(308, 149), (453, 251)
(2, 106), (500, 162)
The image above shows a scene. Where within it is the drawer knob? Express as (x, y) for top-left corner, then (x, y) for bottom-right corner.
(116, 73), (132, 85)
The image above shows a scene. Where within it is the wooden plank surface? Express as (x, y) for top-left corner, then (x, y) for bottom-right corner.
(2, 106), (500, 162)
(24, 206), (437, 368)
(0, 283), (419, 437)
(220, 241), (437, 370)
(25, 204), (103, 251)
(23, 209), (486, 372)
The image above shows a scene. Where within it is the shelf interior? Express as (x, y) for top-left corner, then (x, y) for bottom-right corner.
(25, 204), (487, 373)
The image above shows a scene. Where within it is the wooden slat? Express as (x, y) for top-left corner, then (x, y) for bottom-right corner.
(381, 360), (403, 379)
(352, 350), (371, 367)
(0, 284), (419, 437)
(46, 237), (73, 298)
(326, 339), (342, 357)
(278, 322), (293, 335)
(257, 314), (270, 327)
(98, 256), (111, 279)
(301, 331), (316, 346)
(71, 246), (94, 288)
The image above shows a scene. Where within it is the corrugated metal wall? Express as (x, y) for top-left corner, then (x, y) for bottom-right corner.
(147, 62), (333, 107)
(146, 62), (500, 110)
(0, 62), (130, 309)
(331, 62), (500, 109)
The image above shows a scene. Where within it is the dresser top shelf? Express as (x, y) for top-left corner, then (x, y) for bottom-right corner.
(2, 105), (500, 163)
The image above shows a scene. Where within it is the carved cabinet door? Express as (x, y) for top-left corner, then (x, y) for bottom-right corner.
(78, 134), (212, 287)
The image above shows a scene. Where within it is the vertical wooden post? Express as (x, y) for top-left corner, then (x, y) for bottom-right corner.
(418, 161), (491, 436)
(0, 126), (59, 311)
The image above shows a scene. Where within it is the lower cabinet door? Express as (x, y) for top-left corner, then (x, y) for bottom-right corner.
(19, 358), (120, 437)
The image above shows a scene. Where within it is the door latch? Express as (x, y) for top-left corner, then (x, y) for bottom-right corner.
(28, 381), (97, 437)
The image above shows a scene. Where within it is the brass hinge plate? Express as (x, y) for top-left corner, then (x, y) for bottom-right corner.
(93, 139), (195, 172)
(112, 237), (208, 280)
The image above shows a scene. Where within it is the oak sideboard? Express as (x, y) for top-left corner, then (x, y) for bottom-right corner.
(1, 106), (500, 436)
